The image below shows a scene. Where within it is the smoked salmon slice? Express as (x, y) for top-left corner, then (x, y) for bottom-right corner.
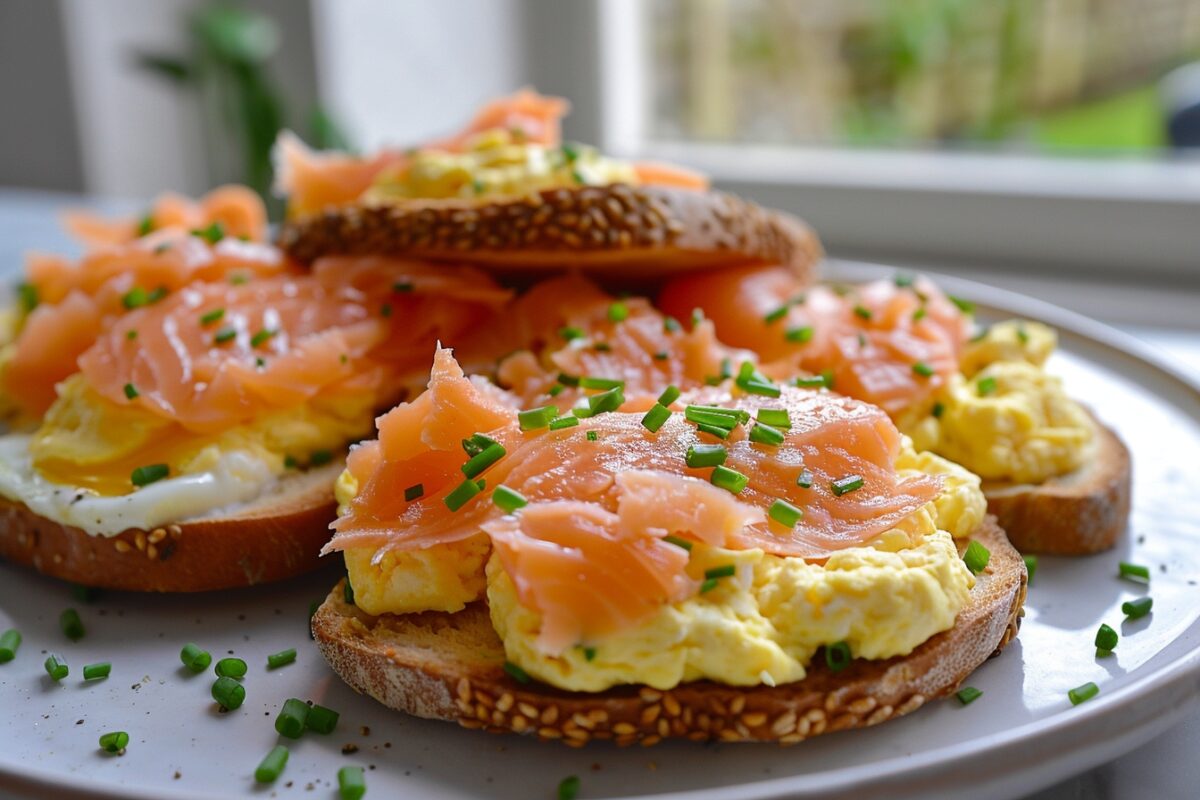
(62, 185), (268, 249)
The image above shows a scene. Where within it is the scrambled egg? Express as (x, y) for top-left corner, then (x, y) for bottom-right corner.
(902, 320), (1094, 484)
(367, 129), (639, 202)
(340, 443), (985, 693)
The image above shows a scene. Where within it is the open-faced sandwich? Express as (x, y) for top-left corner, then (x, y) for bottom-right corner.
(0, 189), (513, 590)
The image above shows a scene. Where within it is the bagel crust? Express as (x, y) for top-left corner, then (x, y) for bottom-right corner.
(312, 517), (1025, 746)
(277, 185), (822, 282)
(0, 463), (342, 592)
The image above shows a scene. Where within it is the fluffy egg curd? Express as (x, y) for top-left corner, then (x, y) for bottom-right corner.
(901, 320), (1094, 485)
(0, 374), (374, 536)
(336, 442), (985, 693)
(365, 128), (640, 203)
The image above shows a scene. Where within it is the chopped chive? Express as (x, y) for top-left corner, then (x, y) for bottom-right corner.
(559, 325), (584, 341)
(695, 422), (732, 440)
(393, 280), (414, 293)
(255, 745), (289, 783)
(785, 325), (814, 343)
(756, 408), (790, 428)
(59, 608), (85, 641)
(710, 465), (749, 494)
(83, 662), (111, 680)
(250, 328), (276, 347)
(343, 573), (355, 606)
(45, 653), (68, 681)
(548, 383), (565, 397)
(586, 430), (598, 441)
(212, 676), (246, 710)
(663, 317), (682, 333)
(764, 305), (789, 324)
(740, 378), (781, 397)
(769, 499), (803, 528)
(123, 382), (139, 400)
(913, 307), (928, 322)
(180, 643), (211, 673)
(380, 303), (393, 317)
(830, 474), (864, 496)
(963, 540), (991, 574)
(691, 307), (705, 328)
(267, 648), (297, 670)
(283, 455), (299, 469)
(853, 305), (872, 320)
(131, 463), (169, 487)
(949, 295), (975, 314)
(977, 376), (998, 396)
(699, 577), (720, 594)
(493, 486), (527, 513)
(663, 535), (693, 551)
(749, 422), (785, 446)
(503, 660), (531, 684)
(704, 564), (736, 580)
(932, 401), (945, 418)
(200, 308), (225, 325)
(579, 376), (624, 390)
(0, 629), (21, 662)
(1068, 682), (1099, 706)
(215, 657), (247, 679)
(338, 766), (366, 800)
(1095, 623), (1118, 655)
(444, 478), (483, 512)
(549, 415), (579, 431)
(795, 374), (831, 389)
(658, 385), (681, 407)
(587, 386), (624, 415)
(685, 444), (727, 468)
(641, 403), (671, 433)
(136, 214), (155, 236)
(147, 286), (168, 303)
(404, 483), (423, 502)
(17, 282), (39, 313)
(462, 443), (506, 479)
(582, 647), (596, 662)
(191, 221), (225, 244)
(229, 273), (248, 285)
(1122, 597), (1153, 619)
(1017, 324), (1030, 344)
(685, 404), (748, 424)
(912, 361), (935, 377)
(571, 168), (586, 185)
(561, 143), (580, 163)
(1023, 554), (1038, 584)
(126, 329), (138, 340)
(955, 686), (982, 705)
(519, 405), (557, 431)
(1118, 562), (1150, 582)
(121, 287), (148, 309)
(274, 698), (309, 739)
(894, 273), (915, 288)
(255, 356), (266, 369)
(825, 641), (852, 672)
(213, 326), (237, 344)
(305, 703), (340, 734)
(462, 433), (498, 456)
(653, 350), (669, 361)
(607, 301), (629, 322)
(556, 372), (580, 388)
(310, 450), (333, 467)
(98, 731), (129, 754)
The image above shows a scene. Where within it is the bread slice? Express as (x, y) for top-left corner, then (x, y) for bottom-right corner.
(277, 185), (822, 283)
(0, 462), (344, 592)
(312, 516), (1024, 746)
(982, 411), (1131, 555)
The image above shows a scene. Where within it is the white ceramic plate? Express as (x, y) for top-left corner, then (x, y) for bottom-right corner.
(1, 260), (1198, 800)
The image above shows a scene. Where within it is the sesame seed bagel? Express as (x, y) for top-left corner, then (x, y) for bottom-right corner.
(0, 462), (343, 592)
(983, 411), (1131, 555)
(312, 516), (1024, 746)
(277, 185), (822, 282)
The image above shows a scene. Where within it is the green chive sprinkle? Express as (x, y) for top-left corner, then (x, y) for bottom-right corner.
(147, 286), (168, 303)
(586, 430), (598, 441)
(977, 376), (998, 396)
(963, 540), (991, 574)
(59, 608), (85, 641)
(559, 326), (584, 341)
(17, 282), (39, 313)
(685, 404), (748, 426)
(949, 295), (975, 314)
(45, 653), (68, 681)
(912, 361), (935, 377)
(180, 643), (211, 673)
(549, 415), (579, 430)
(462, 443), (506, 479)
(126, 329), (138, 340)
(250, 328), (276, 347)
(741, 378), (781, 397)
(853, 305), (872, 320)
(795, 374), (831, 389)
(587, 386), (624, 415)
(561, 143), (580, 163)
(641, 403), (671, 433)
(0, 629), (21, 662)
(757, 408), (790, 428)
(749, 422), (785, 446)
(213, 326), (237, 344)
(305, 703), (339, 735)
(704, 564), (736, 580)
(825, 641), (852, 672)
(699, 578), (720, 594)
(444, 478), (483, 512)
(493, 486), (527, 513)
(932, 401), (945, 418)
(796, 468), (813, 488)
(212, 676), (246, 710)
(83, 662), (111, 680)
(785, 325), (814, 344)
(663, 317), (682, 333)
(654, 350), (669, 360)
(191, 221), (225, 244)
(73, 584), (98, 604)
(955, 686), (982, 705)
(913, 307), (928, 322)
(255, 745), (289, 783)
(131, 463), (169, 487)
(229, 273), (248, 285)
(686, 444), (727, 468)
(404, 483), (423, 502)
(558, 776), (581, 800)
(215, 657), (247, 679)
(462, 433), (498, 456)
(1017, 324), (1030, 344)
(764, 305), (789, 324)
(894, 273), (915, 288)
(830, 474), (864, 496)
(582, 647), (596, 661)
(123, 382), (139, 400)
(267, 648), (297, 670)
(711, 465), (749, 494)
(691, 307), (705, 328)
(608, 301), (629, 322)
(122, 287), (148, 309)
(1118, 562), (1150, 582)
(1023, 554), (1038, 584)
(275, 698), (309, 739)
(503, 660), (531, 684)
(519, 405), (557, 431)
(663, 535), (693, 551)
(579, 376), (624, 390)
(769, 499), (803, 528)
(338, 766), (366, 800)
(548, 383), (565, 397)
(1095, 623), (1118, 656)
(1068, 682), (1099, 706)
(658, 385), (681, 407)
(343, 572), (355, 606)
(98, 731), (129, 754)
(1122, 597), (1153, 619)
(200, 308), (225, 325)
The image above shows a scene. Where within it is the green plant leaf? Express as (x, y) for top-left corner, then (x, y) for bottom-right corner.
(136, 53), (194, 82)
(191, 6), (279, 64)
